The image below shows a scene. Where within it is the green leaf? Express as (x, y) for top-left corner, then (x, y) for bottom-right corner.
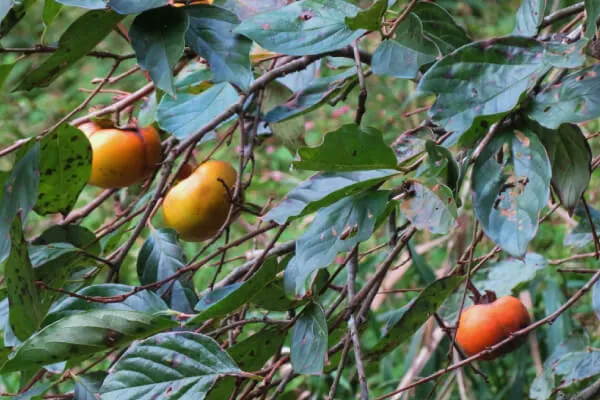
(137, 229), (197, 314)
(400, 179), (457, 235)
(477, 253), (547, 297)
(5, 218), (43, 341)
(100, 332), (241, 399)
(17, 10), (125, 90)
(263, 169), (397, 224)
(107, 0), (170, 14)
(472, 128), (551, 257)
(527, 65), (600, 129)
(189, 257), (282, 323)
(0, 62), (16, 90)
(2, 310), (177, 373)
(234, 0), (365, 56)
(544, 279), (573, 350)
(372, 13), (439, 79)
(593, 280), (600, 321)
(293, 124), (398, 172)
(585, 0), (600, 39)
(410, 2), (470, 54)
(0, 0), (35, 38)
(419, 140), (459, 193)
(213, 0), (288, 19)
(74, 372), (106, 400)
(35, 124), (92, 216)
(185, 5), (253, 91)
(513, 0), (546, 37)
(532, 122), (591, 213)
(34, 224), (100, 256)
(418, 37), (549, 146)
(157, 82), (239, 139)
(130, 7), (188, 96)
(264, 68), (356, 123)
(291, 302), (327, 374)
(553, 351), (600, 387)
(284, 191), (389, 297)
(55, 0), (106, 9)
(0, 142), (40, 263)
(207, 326), (288, 399)
(138, 92), (158, 128)
(44, 284), (169, 325)
(564, 204), (600, 248)
(345, 0), (387, 31)
(368, 275), (464, 358)
(41, 0), (62, 43)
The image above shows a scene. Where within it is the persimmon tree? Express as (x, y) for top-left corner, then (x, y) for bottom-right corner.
(1, 0), (600, 399)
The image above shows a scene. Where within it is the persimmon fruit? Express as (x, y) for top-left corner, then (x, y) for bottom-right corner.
(78, 123), (162, 189)
(162, 160), (238, 241)
(456, 295), (530, 360)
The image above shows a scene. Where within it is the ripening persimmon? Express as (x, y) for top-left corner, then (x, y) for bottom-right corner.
(456, 295), (530, 360)
(162, 160), (238, 241)
(78, 123), (162, 189)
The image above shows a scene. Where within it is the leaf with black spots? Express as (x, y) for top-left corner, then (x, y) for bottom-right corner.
(293, 124), (398, 172)
(472, 128), (551, 256)
(35, 123), (92, 216)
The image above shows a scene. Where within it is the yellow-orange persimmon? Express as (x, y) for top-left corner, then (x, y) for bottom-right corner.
(456, 295), (530, 360)
(162, 160), (238, 241)
(78, 123), (162, 189)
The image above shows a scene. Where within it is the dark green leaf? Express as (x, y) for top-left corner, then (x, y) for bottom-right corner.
(2, 310), (177, 372)
(532, 122), (591, 213)
(189, 257), (282, 323)
(100, 332), (241, 399)
(513, 0), (546, 37)
(418, 37), (550, 146)
(263, 169), (397, 224)
(553, 351), (600, 386)
(213, 0), (288, 19)
(410, 2), (470, 54)
(400, 179), (457, 235)
(528, 65), (600, 129)
(157, 82), (239, 139)
(472, 128), (551, 256)
(18, 10), (125, 90)
(137, 229), (197, 313)
(264, 68), (356, 123)
(13, 382), (51, 400)
(284, 191), (388, 297)
(186, 5), (253, 91)
(294, 124), (398, 172)
(5, 218), (43, 341)
(44, 284), (169, 325)
(130, 7), (188, 96)
(0, 0), (35, 38)
(372, 14), (439, 79)
(0, 142), (40, 263)
(35, 124), (92, 215)
(345, 0), (387, 31)
(585, 0), (600, 39)
(234, 0), (364, 56)
(291, 302), (327, 374)
(368, 275), (464, 358)
(74, 372), (106, 400)
(34, 224), (100, 256)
